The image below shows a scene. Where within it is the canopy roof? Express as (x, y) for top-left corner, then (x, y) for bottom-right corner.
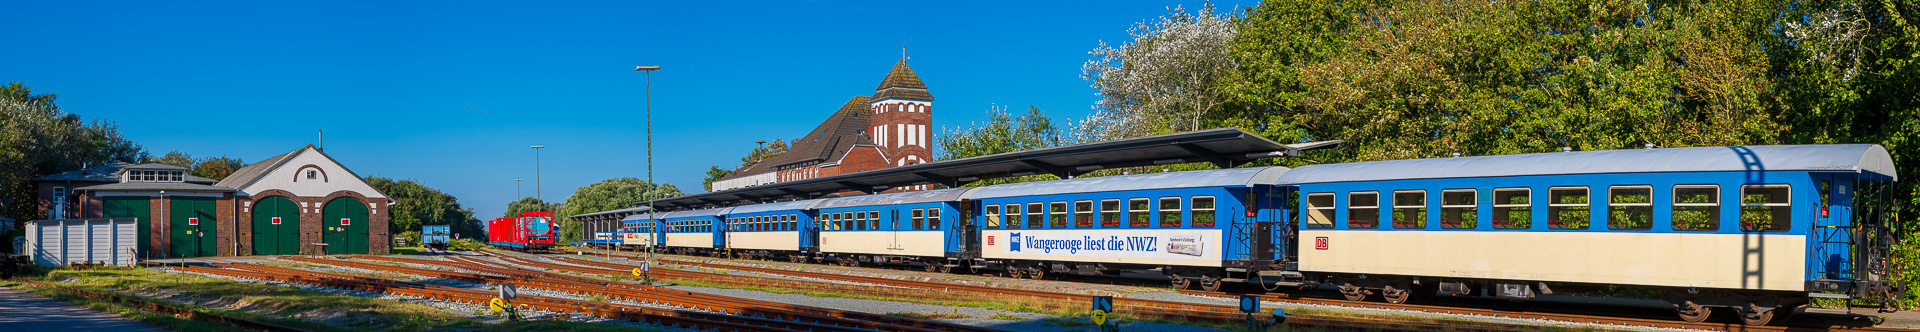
(966, 166), (1291, 200)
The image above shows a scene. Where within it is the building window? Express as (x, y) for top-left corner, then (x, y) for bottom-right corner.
(1741, 184), (1791, 232)
(1492, 188), (1531, 230)
(1100, 199), (1122, 228)
(1049, 201), (1068, 228)
(1305, 193), (1335, 229)
(1158, 197), (1183, 228)
(1191, 196), (1215, 228)
(985, 205), (1003, 229)
(1441, 189), (1477, 229)
(1609, 185), (1654, 230)
(1672, 185), (1720, 231)
(1548, 186), (1590, 230)
(1393, 190), (1427, 229)
(1348, 192), (1379, 229)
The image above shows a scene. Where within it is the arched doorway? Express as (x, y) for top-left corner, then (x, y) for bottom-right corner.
(321, 197), (369, 254)
(251, 196), (301, 255)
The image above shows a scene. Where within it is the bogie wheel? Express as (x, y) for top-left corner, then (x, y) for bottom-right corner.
(1382, 285), (1411, 304)
(1739, 306), (1777, 326)
(1028, 268), (1046, 280)
(923, 263), (940, 272)
(938, 265), (953, 273)
(1340, 283), (1368, 302)
(1008, 269), (1026, 279)
(1171, 277), (1193, 290)
(1677, 302), (1712, 323)
(1199, 276), (1223, 292)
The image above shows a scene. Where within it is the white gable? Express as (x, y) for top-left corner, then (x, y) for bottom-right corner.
(235, 148), (388, 199)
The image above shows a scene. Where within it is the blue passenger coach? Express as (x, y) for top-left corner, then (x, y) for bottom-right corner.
(618, 213), (659, 249)
(661, 208), (730, 256)
(814, 188), (969, 271)
(722, 199), (822, 262)
(1276, 145), (1900, 325)
(968, 167), (1294, 290)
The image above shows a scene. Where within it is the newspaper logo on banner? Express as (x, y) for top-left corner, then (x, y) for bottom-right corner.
(1007, 233), (1022, 252)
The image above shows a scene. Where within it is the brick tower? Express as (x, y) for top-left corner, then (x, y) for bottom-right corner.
(868, 59), (934, 167)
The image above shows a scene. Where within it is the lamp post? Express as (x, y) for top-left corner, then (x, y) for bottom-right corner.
(635, 65), (660, 284)
(514, 179), (523, 198)
(531, 145), (544, 202)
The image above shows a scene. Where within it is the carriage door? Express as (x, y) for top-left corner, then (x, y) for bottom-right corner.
(1811, 174), (1853, 281)
(960, 201), (979, 254)
(888, 209), (904, 252)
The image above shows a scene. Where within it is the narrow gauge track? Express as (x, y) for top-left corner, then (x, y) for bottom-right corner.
(488, 250), (1545, 331)
(12, 277), (312, 332)
(566, 249), (1908, 332)
(169, 260), (887, 332)
(286, 255), (991, 332)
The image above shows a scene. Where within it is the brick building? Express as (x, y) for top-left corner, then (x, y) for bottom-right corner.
(31, 145), (390, 258)
(711, 60), (936, 192)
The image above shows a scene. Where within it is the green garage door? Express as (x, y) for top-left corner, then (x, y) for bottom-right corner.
(251, 196), (301, 255)
(321, 197), (368, 254)
(103, 197), (151, 259)
(169, 197), (217, 258)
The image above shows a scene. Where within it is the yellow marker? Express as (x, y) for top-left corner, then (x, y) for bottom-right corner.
(1090, 309), (1107, 326)
(489, 298), (507, 312)
(632, 268), (643, 277)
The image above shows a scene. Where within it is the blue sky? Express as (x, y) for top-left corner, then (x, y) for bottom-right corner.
(2, 1), (1259, 219)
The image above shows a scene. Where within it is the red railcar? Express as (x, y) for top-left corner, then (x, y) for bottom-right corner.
(488, 211), (556, 251)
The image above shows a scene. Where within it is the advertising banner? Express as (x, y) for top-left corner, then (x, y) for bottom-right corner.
(981, 229), (1222, 266)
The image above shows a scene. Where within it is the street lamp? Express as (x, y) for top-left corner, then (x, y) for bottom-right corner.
(531, 145), (545, 202)
(635, 64), (660, 285)
(514, 179), (523, 198)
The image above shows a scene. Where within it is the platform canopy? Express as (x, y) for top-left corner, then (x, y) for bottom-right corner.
(641, 128), (1341, 211)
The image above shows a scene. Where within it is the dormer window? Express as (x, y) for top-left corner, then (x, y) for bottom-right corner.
(307, 170), (317, 179)
(126, 170), (186, 183)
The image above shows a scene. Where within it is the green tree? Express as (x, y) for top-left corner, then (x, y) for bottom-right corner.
(149, 151), (194, 168)
(190, 155), (244, 181)
(365, 176), (484, 240)
(505, 197), (556, 217)
(0, 82), (146, 232)
(552, 177), (683, 242)
(937, 105), (1068, 186)
(702, 165), (732, 192)
(741, 139), (789, 166)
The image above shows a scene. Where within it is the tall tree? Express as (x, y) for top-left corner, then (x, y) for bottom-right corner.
(1082, 3), (1241, 141)
(190, 155), (244, 181)
(702, 165), (732, 192)
(0, 82), (147, 228)
(937, 105), (1068, 186)
(552, 177), (683, 242)
(149, 151), (194, 168)
(505, 197), (556, 217)
(365, 176), (484, 239)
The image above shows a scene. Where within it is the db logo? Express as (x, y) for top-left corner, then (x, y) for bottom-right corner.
(1314, 236), (1330, 250)
(987, 236), (995, 246)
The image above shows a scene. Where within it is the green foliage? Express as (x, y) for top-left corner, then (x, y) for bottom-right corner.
(702, 165), (732, 192)
(740, 138), (788, 166)
(144, 150), (245, 180)
(0, 82), (147, 237)
(365, 176), (485, 239)
(505, 197), (555, 217)
(448, 238), (488, 251)
(551, 177), (684, 242)
(936, 105), (1069, 186)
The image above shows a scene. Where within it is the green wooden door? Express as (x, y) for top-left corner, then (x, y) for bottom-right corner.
(169, 197), (217, 257)
(103, 197), (151, 259)
(251, 196), (301, 255)
(321, 197), (368, 254)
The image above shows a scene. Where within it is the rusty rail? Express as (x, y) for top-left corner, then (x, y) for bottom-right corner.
(13, 278), (312, 332)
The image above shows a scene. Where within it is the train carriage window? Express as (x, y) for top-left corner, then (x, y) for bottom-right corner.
(1192, 196), (1216, 228)
(1393, 190), (1427, 229)
(912, 209), (925, 230)
(1493, 188), (1531, 229)
(1348, 192), (1379, 229)
(1672, 185), (1721, 231)
(1129, 198), (1152, 228)
(855, 211), (867, 231)
(1608, 186), (1654, 230)
(1441, 189), (1477, 229)
(1548, 187), (1590, 230)
(869, 210), (881, 230)
(842, 212), (853, 231)
(928, 208), (941, 230)
(1050, 202), (1068, 228)
(1026, 203), (1044, 229)
(1075, 200), (1094, 228)
(1005, 204), (1022, 229)
(1305, 193), (1335, 229)
(1159, 197), (1183, 228)
(1740, 184), (1792, 232)
(1101, 199), (1123, 228)
(985, 205), (1003, 229)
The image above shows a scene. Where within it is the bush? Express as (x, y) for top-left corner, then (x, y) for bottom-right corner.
(448, 238), (488, 251)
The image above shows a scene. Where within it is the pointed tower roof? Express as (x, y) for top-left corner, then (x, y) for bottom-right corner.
(872, 60), (933, 101)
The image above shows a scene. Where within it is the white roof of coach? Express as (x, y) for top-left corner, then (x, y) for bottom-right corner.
(1275, 144), (1897, 184)
(963, 166), (1293, 200)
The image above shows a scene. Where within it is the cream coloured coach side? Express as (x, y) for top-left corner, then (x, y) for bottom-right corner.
(820, 230), (945, 257)
(666, 232), (714, 248)
(1298, 230), (1805, 291)
(728, 231), (800, 251)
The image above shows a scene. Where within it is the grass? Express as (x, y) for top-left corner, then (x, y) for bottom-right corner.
(988, 313), (1030, 320)
(2, 266), (669, 332)
(881, 312), (973, 319)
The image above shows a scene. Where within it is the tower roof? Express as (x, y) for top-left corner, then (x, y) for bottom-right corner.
(872, 60), (933, 101)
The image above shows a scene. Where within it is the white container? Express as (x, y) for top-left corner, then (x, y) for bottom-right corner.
(24, 218), (140, 267)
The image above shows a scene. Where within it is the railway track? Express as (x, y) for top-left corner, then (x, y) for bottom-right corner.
(171, 260), (897, 332)
(12, 277), (311, 332)
(562, 248), (1911, 332)
(484, 250), (1547, 331)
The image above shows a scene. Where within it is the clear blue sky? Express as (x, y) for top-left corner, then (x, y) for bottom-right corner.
(2, 1), (1259, 219)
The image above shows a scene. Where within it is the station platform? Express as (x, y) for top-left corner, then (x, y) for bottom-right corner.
(0, 285), (166, 332)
